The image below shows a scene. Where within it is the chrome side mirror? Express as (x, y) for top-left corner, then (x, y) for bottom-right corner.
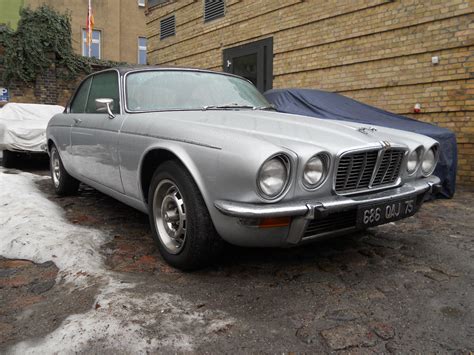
(95, 98), (115, 118)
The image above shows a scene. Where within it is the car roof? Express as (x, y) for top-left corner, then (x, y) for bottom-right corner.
(96, 66), (242, 80)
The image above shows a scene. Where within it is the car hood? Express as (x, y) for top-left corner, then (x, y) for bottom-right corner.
(150, 110), (430, 153)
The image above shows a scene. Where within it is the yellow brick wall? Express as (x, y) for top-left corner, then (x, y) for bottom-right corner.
(147, 0), (474, 184)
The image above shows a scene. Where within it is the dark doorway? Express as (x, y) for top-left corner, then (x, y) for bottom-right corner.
(223, 38), (273, 93)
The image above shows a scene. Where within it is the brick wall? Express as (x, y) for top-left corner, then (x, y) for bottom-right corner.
(0, 52), (107, 107)
(146, 0), (474, 184)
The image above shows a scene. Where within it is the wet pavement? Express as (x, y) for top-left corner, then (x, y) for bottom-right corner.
(1, 162), (473, 353)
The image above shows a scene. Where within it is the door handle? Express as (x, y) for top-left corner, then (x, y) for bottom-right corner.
(73, 118), (82, 125)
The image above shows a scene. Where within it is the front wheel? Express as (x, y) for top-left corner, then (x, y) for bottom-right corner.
(148, 160), (224, 270)
(50, 145), (80, 196)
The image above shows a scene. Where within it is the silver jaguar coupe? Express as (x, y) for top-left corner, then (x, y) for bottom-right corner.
(46, 67), (441, 270)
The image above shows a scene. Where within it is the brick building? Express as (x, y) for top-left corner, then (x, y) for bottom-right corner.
(145, 0), (474, 184)
(0, 0), (148, 64)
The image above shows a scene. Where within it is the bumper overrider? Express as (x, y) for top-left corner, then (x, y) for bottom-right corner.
(214, 176), (441, 245)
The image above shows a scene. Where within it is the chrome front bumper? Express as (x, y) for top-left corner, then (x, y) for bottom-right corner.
(214, 176), (441, 245)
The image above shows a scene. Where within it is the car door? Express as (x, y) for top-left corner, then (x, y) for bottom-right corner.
(70, 70), (125, 193)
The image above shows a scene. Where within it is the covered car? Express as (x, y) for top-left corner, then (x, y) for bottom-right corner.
(0, 103), (64, 167)
(264, 89), (456, 198)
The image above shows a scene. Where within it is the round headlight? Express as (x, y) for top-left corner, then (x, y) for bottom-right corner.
(422, 147), (437, 176)
(407, 149), (420, 174)
(258, 155), (290, 199)
(303, 154), (328, 189)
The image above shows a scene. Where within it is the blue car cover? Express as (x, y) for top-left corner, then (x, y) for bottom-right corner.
(264, 89), (456, 198)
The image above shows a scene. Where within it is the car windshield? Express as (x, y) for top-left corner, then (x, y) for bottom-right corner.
(126, 70), (272, 112)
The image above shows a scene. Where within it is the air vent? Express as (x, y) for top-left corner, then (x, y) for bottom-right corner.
(160, 15), (176, 40)
(204, 0), (225, 22)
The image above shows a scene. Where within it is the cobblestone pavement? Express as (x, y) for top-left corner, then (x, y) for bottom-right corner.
(1, 163), (473, 353)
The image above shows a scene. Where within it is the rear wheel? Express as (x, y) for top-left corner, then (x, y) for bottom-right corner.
(1, 150), (15, 168)
(50, 145), (80, 196)
(148, 160), (223, 270)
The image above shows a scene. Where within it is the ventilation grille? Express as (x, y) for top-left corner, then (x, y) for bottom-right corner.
(372, 149), (405, 187)
(335, 150), (379, 193)
(160, 15), (176, 40)
(335, 148), (405, 194)
(303, 209), (357, 239)
(204, 0), (225, 22)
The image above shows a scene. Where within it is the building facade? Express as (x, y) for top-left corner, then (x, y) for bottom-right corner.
(146, 0), (474, 185)
(1, 0), (148, 64)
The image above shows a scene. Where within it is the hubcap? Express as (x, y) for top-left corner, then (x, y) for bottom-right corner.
(51, 149), (61, 188)
(153, 179), (187, 254)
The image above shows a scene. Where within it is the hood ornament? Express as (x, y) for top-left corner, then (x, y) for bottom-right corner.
(358, 126), (377, 135)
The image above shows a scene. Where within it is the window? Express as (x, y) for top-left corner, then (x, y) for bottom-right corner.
(82, 29), (101, 59)
(160, 15), (176, 40)
(126, 70), (269, 112)
(138, 37), (147, 65)
(138, 0), (145, 6)
(86, 71), (120, 114)
(204, 0), (225, 22)
(70, 77), (92, 113)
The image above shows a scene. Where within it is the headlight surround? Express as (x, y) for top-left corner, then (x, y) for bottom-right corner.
(406, 147), (422, 175)
(303, 153), (329, 189)
(257, 154), (291, 200)
(421, 146), (438, 176)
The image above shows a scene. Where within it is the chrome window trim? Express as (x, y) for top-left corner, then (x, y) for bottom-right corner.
(122, 68), (259, 114)
(332, 142), (408, 196)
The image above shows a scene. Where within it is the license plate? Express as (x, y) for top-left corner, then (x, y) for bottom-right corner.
(356, 197), (418, 228)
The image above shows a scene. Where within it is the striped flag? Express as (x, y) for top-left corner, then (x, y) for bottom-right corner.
(86, 0), (94, 57)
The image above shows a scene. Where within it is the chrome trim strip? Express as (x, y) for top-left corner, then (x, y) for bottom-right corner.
(214, 175), (440, 219)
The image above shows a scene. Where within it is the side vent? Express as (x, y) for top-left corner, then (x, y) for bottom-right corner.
(204, 0), (225, 22)
(160, 15), (176, 40)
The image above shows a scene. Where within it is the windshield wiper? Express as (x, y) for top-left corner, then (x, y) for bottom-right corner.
(254, 105), (276, 111)
(202, 103), (256, 110)
(202, 103), (277, 111)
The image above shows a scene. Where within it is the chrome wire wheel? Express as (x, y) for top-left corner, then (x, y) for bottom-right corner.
(153, 179), (187, 254)
(51, 148), (61, 188)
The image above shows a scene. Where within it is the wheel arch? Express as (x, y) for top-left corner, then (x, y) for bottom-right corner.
(139, 146), (212, 210)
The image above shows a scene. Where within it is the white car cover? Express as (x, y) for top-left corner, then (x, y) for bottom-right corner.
(0, 103), (64, 152)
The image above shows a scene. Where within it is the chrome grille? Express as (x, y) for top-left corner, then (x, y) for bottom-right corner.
(372, 149), (405, 187)
(335, 148), (405, 194)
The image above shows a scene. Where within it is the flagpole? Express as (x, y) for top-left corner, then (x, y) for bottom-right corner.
(88, 0), (92, 57)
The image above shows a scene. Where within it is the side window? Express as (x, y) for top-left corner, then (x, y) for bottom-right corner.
(70, 77), (92, 113)
(86, 71), (120, 114)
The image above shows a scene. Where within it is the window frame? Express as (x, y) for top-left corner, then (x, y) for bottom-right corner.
(138, 37), (147, 65)
(69, 76), (93, 114)
(67, 69), (123, 115)
(82, 29), (102, 59)
(123, 68), (264, 114)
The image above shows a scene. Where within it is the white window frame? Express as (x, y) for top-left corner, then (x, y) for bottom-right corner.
(138, 37), (147, 65)
(82, 29), (101, 59)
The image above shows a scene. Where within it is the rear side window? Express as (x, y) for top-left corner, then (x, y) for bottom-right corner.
(86, 71), (120, 114)
(70, 77), (92, 113)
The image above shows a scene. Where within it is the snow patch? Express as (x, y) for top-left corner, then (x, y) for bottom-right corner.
(0, 169), (234, 353)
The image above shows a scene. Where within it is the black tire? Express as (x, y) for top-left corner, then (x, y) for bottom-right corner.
(50, 145), (80, 196)
(1, 150), (15, 168)
(148, 160), (224, 271)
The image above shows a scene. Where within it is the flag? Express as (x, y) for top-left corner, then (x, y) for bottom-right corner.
(86, 0), (94, 57)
